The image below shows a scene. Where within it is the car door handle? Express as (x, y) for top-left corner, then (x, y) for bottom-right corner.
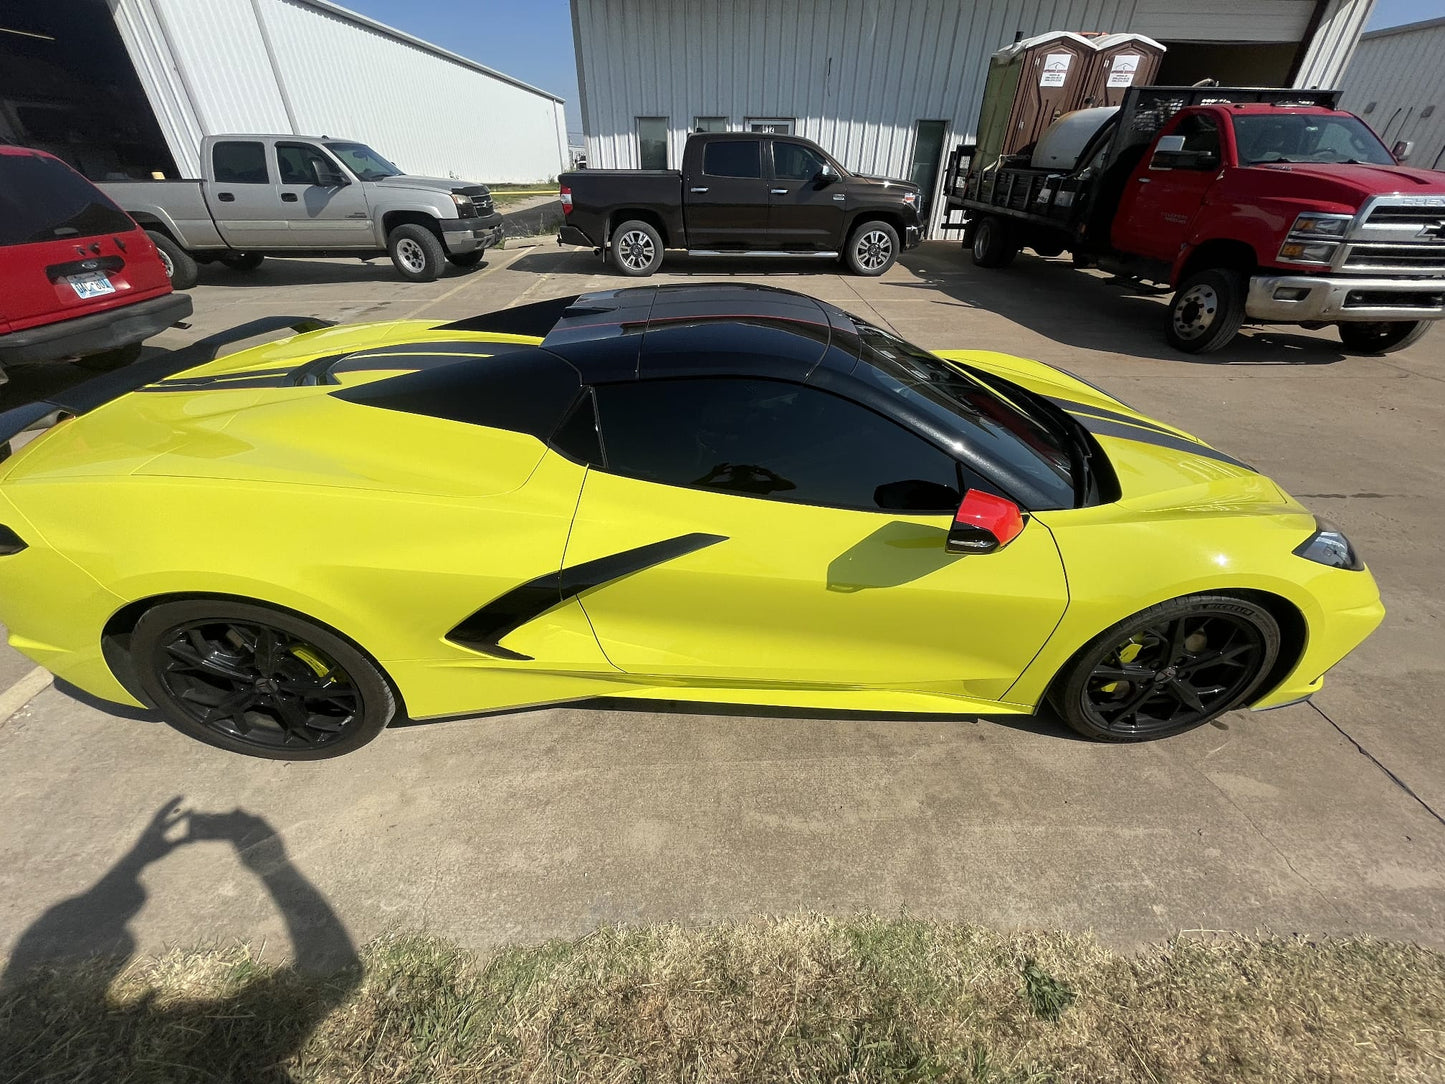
(690, 186), (709, 193)
(771, 188), (788, 195)
(281, 192), (298, 202)
(1137, 178), (1151, 184)
(217, 192), (235, 202)
(832, 194), (845, 201)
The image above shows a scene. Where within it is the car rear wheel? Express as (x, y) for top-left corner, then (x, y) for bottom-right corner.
(146, 230), (198, 290)
(388, 224), (445, 282)
(845, 220), (899, 276)
(1166, 268), (1246, 353)
(610, 219), (663, 276)
(219, 252), (264, 272)
(131, 600), (396, 760)
(1050, 595), (1280, 742)
(1337, 320), (1429, 354)
(970, 216), (1017, 268)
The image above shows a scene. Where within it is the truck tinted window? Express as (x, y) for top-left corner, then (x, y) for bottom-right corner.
(594, 377), (962, 512)
(0, 152), (134, 247)
(212, 141), (269, 184)
(703, 140), (762, 178)
(277, 142), (339, 185)
(773, 141), (828, 180)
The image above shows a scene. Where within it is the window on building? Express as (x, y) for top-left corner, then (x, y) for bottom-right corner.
(909, 120), (949, 219)
(772, 141), (828, 180)
(211, 141), (269, 184)
(694, 116), (729, 132)
(747, 118), (794, 135)
(702, 139), (762, 178)
(593, 377), (962, 512)
(276, 142), (340, 186)
(637, 117), (668, 170)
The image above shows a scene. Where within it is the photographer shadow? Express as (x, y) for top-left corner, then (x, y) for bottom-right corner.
(0, 799), (358, 1082)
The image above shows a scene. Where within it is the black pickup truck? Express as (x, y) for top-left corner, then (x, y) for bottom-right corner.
(558, 132), (924, 276)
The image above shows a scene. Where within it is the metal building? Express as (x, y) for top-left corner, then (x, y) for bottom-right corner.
(1338, 17), (1445, 173)
(570, 0), (1378, 230)
(0, 0), (568, 185)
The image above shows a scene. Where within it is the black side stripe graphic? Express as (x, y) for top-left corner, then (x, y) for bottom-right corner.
(448, 532), (728, 660)
(1044, 396), (1181, 438)
(1068, 414), (1256, 472)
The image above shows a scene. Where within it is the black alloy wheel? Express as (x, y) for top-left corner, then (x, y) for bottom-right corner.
(132, 600), (395, 760)
(610, 218), (663, 276)
(1052, 596), (1280, 742)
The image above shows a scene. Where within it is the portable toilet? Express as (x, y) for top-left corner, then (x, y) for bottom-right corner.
(974, 31), (1097, 167)
(1080, 34), (1167, 108)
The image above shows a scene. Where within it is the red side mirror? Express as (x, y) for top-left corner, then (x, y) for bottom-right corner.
(946, 490), (1026, 554)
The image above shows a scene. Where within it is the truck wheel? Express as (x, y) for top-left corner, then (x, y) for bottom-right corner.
(610, 220), (663, 276)
(971, 217), (1017, 268)
(219, 252), (264, 272)
(845, 220), (899, 276)
(1166, 269), (1245, 354)
(77, 342), (143, 372)
(1337, 321), (1430, 354)
(388, 224), (445, 282)
(446, 251), (486, 270)
(146, 230), (198, 290)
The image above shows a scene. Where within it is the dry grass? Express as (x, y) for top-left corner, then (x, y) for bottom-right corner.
(2, 915), (1443, 1083)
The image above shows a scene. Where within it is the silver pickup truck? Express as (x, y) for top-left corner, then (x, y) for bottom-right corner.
(100, 135), (504, 285)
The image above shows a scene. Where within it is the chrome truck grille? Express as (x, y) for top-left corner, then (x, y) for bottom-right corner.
(1339, 196), (1445, 276)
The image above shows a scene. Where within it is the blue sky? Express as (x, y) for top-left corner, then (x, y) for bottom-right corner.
(341, 0), (1444, 141)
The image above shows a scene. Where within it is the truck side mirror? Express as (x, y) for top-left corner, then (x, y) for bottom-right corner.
(1392, 139), (1414, 163)
(816, 164), (839, 185)
(311, 160), (347, 187)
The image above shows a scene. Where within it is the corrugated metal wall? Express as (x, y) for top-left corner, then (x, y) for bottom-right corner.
(1338, 18), (1445, 172)
(572, 0), (1376, 232)
(112, 0), (568, 184)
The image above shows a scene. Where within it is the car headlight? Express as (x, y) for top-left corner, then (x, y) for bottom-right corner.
(450, 192), (476, 217)
(1293, 517), (1364, 570)
(1278, 240), (1337, 263)
(1288, 213), (1352, 238)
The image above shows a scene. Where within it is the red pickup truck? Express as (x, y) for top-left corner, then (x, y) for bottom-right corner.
(0, 145), (191, 387)
(946, 87), (1445, 354)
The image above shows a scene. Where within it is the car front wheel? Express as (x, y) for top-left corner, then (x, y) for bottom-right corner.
(845, 220), (899, 276)
(1337, 320), (1429, 354)
(1166, 268), (1246, 354)
(131, 600), (397, 760)
(1050, 595), (1280, 742)
(388, 224), (446, 282)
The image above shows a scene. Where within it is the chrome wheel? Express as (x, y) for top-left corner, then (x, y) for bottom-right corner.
(617, 229), (656, 272)
(854, 229), (893, 272)
(157, 620), (361, 751)
(1172, 283), (1219, 341)
(394, 237), (427, 274)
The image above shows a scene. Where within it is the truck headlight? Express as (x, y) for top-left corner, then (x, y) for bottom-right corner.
(1288, 213), (1352, 237)
(451, 193), (476, 217)
(1293, 518), (1364, 570)
(1278, 240), (1337, 264)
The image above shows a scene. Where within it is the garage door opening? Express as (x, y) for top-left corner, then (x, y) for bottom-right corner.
(1155, 41), (1300, 88)
(0, 0), (177, 180)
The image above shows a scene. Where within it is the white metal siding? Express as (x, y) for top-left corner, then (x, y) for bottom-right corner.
(112, 0), (568, 184)
(1293, 0), (1376, 90)
(573, 0), (1375, 233)
(1338, 19), (1445, 171)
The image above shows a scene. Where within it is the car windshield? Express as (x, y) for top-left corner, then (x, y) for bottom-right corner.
(1232, 114), (1395, 166)
(850, 321), (1079, 509)
(324, 141), (402, 180)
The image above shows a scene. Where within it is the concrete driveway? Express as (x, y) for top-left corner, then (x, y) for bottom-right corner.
(1, 241), (1441, 976)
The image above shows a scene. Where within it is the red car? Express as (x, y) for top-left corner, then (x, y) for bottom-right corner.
(0, 145), (192, 378)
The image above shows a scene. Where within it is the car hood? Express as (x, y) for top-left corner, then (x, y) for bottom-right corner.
(937, 349), (1308, 519)
(368, 174), (490, 196)
(1241, 162), (1445, 208)
(848, 174), (920, 193)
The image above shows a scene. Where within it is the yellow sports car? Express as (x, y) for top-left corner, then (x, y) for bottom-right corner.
(0, 285), (1382, 759)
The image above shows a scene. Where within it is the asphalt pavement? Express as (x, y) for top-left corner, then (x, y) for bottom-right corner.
(1, 240), (1441, 973)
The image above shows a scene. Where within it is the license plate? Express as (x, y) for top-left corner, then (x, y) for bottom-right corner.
(67, 271), (115, 300)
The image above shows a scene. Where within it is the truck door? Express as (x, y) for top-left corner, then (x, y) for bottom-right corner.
(273, 142), (374, 248)
(766, 139), (846, 250)
(1110, 113), (1224, 265)
(208, 139), (288, 248)
(684, 138), (772, 249)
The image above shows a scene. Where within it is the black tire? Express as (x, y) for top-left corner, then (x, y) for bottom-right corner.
(1049, 595), (1280, 743)
(446, 250), (486, 270)
(146, 230), (198, 290)
(1031, 241), (1065, 258)
(77, 342), (143, 372)
(131, 600), (397, 760)
(845, 219), (899, 276)
(1166, 268), (1246, 354)
(610, 219), (664, 276)
(219, 252), (264, 272)
(971, 216), (1017, 268)
(1337, 320), (1430, 355)
(387, 223), (446, 282)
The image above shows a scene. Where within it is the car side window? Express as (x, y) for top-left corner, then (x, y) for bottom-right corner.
(702, 140), (762, 179)
(773, 141), (827, 181)
(212, 141), (269, 184)
(276, 142), (338, 186)
(1176, 115), (1220, 161)
(593, 377), (963, 512)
